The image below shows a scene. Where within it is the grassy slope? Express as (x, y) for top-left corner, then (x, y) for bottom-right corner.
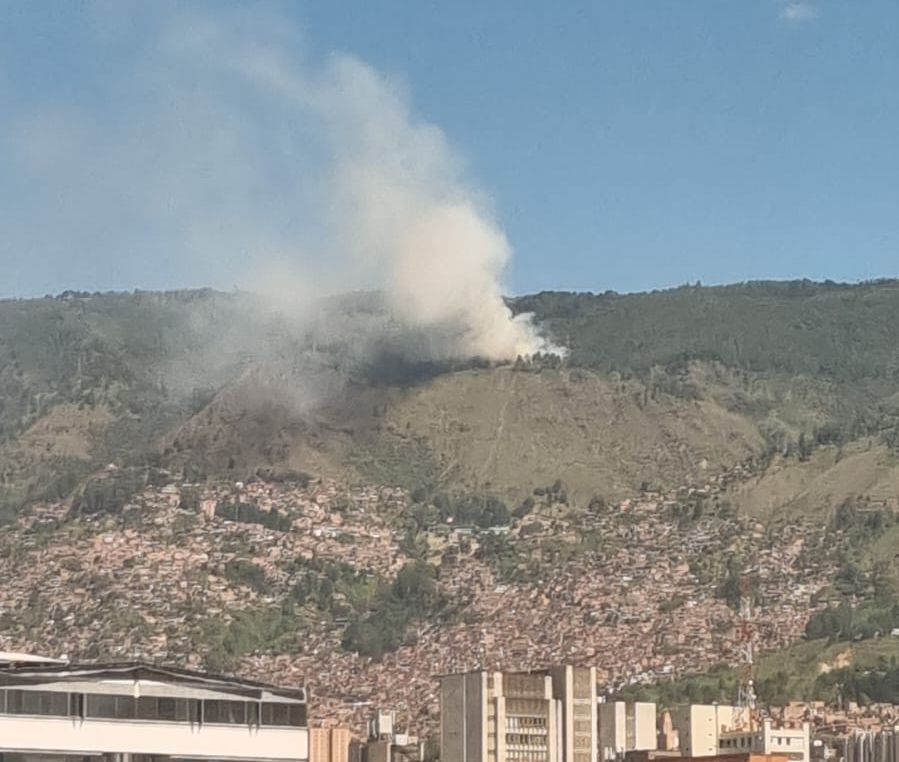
(613, 636), (899, 706)
(382, 366), (765, 501)
(724, 442), (899, 519)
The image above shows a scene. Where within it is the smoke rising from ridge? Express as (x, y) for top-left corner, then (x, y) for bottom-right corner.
(318, 57), (553, 361)
(176, 12), (557, 361)
(2, 6), (559, 361)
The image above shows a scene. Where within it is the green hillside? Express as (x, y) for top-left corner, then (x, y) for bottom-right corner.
(516, 279), (899, 381)
(5, 279), (899, 518)
(613, 635), (899, 707)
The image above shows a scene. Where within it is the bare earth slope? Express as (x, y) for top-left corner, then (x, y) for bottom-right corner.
(384, 367), (765, 502)
(725, 441), (899, 519)
(160, 363), (769, 503)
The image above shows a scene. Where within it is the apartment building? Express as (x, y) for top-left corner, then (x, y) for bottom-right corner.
(439, 666), (597, 762)
(598, 701), (658, 760)
(719, 720), (811, 762)
(0, 656), (308, 761)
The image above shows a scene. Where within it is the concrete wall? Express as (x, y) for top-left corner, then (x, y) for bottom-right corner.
(598, 702), (627, 760)
(0, 714), (307, 759)
(672, 705), (736, 757)
(312, 727), (332, 762)
(440, 672), (487, 762)
(441, 674), (468, 762)
(465, 672), (487, 762)
(598, 701), (656, 760)
(631, 703), (657, 752)
(549, 665), (596, 762)
(760, 720), (809, 762)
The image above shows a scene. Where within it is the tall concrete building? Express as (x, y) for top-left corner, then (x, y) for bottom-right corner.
(598, 701), (658, 760)
(440, 666), (597, 762)
(551, 666), (599, 762)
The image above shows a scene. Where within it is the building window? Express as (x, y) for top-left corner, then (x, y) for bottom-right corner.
(2, 689), (302, 728)
(132, 696), (190, 721)
(158, 697), (180, 721)
(87, 694), (191, 721)
(88, 694), (117, 718)
(263, 702), (288, 726)
(203, 700), (247, 724)
(4, 690), (69, 717)
(70, 692), (85, 719)
(83, 695), (127, 720)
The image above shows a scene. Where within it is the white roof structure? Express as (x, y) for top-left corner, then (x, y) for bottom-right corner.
(0, 659), (309, 760)
(0, 651), (67, 666)
(0, 660), (306, 702)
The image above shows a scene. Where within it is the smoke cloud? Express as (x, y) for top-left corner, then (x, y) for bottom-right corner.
(168, 11), (556, 361)
(2, 5), (558, 362)
(317, 57), (552, 361)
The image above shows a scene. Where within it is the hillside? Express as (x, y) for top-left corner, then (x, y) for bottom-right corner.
(615, 635), (899, 708)
(5, 280), (899, 732)
(6, 280), (899, 516)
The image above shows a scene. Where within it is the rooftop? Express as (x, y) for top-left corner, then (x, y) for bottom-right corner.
(0, 660), (306, 704)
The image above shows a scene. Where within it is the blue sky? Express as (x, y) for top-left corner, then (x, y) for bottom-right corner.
(0, 1), (897, 297)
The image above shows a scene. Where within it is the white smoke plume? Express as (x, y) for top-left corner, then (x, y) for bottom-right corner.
(171, 12), (557, 361)
(3, 5), (560, 361)
(316, 57), (554, 361)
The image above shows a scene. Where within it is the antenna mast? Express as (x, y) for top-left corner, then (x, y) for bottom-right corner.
(736, 573), (757, 730)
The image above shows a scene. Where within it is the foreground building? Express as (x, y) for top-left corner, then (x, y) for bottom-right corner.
(440, 666), (597, 762)
(0, 657), (308, 761)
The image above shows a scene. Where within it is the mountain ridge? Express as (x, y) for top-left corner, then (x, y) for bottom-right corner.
(4, 278), (899, 516)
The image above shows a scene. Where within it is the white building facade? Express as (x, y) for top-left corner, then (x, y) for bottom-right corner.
(670, 704), (736, 757)
(720, 718), (811, 762)
(0, 658), (308, 761)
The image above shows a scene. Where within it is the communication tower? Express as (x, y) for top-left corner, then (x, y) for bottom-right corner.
(735, 572), (757, 730)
